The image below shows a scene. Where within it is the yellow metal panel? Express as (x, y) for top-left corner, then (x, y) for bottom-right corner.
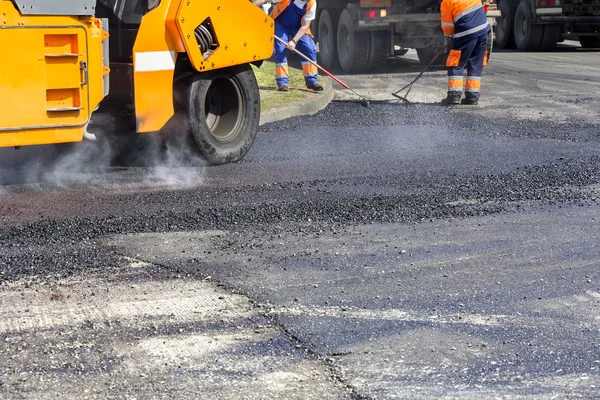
(88, 17), (111, 111)
(0, 2), (108, 147)
(132, 0), (178, 133)
(173, 0), (274, 72)
(0, 127), (85, 147)
(165, 0), (187, 53)
(0, 27), (89, 129)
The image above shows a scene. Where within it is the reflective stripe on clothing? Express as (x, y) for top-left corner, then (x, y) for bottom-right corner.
(301, 61), (318, 77)
(454, 3), (482, 22)
(453, 22), (489, 39)
(441, 22), (455, 36)
(276, 63), (289, 80)
(466, 77), (481, 91)
(448, 76), (463, 92)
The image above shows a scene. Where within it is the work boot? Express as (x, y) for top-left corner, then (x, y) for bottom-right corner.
(307, 84), (323, 92)
(461, 98), (478, 105)
(440, 95), (460, 105)
(278, 85), (289, 92)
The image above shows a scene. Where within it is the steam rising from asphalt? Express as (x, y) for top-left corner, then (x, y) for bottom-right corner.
(0, 114), (207, 193)
(143, 131), (208, 190)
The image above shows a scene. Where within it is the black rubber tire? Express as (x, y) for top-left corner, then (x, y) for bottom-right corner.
(416, 46), (448, 66)
(367, 31), (390, 71)
(579, 36), (600, 48)
(495, 0), (516, 49)
(539, 24), (560, 51)
(514, 0), (543, 51)
(336, 9), (370, 73)
(183, 64), (259, 165)
(487, 28), (494, 62)
(317, 8), (341, 70)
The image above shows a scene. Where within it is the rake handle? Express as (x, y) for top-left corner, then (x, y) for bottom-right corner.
(392, 41), (451, 97)
(274, 35), (351, 90)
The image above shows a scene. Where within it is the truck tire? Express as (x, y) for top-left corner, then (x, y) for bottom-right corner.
(539, 24), (560, 51)
(495, 0), (516, 49)
(184, 64), (260, 165)
(336, 9), (370, 73)
(487, 27), (494, 62)
(367, 31), (390, 71)
(579, 36), (600, 48)
(317, 9), (341, 70)
(513, 0), (543, 51)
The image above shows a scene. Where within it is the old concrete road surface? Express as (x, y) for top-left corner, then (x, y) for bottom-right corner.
(1, 44), (600, 399)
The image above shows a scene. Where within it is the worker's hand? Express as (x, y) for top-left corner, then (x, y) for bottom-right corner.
(287, 40), (296, 50)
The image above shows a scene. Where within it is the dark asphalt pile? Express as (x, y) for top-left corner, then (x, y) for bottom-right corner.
(1, 102), (599, 283)
(261, 101), (600, 143)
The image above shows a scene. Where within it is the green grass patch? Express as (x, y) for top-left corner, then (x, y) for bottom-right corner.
(252, 60), (318, 112)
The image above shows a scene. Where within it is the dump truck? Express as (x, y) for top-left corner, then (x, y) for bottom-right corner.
(314, 0), (500, 73)
(494, 0), (600, 51)
(0, 0), (274, 165)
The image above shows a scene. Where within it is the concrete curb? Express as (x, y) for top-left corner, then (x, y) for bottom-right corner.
(259, 78), (334, 126)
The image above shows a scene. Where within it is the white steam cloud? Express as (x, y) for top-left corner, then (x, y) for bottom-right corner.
(0, 113), (208, 194)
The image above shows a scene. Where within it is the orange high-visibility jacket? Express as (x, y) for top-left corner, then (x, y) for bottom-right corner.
(441, 0), (489, 39)
(270, 0), (316, 35)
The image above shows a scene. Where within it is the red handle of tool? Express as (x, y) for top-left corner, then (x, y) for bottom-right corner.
(274, 35), (350, 90)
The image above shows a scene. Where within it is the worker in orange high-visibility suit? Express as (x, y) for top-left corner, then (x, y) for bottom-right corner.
(254, 0), (322, 92)
(440, 0), (490, 105)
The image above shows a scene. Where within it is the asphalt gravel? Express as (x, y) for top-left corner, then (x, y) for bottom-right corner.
(261, 101), (600, 142)
(1, 101), (599, 283)
(1, 100), (600, 398)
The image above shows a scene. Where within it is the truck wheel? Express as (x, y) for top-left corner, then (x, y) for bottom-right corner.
(579, 36), (600, 48)
(539, 24), (560, 51)
(495, 0), (516, 49)
(317, 9), (341, 70)
(337, 9), (370, 73)
(487, 28), (494, 62)
(513, 0), (542, 51)
(367, 31), (390, 71)
(184, 64), (259, 165)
